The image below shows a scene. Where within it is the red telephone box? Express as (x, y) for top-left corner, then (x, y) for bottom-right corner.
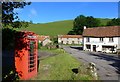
(15, 31), (38, 80)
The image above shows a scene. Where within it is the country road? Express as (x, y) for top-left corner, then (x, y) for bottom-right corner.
(62, 46), (120, 80)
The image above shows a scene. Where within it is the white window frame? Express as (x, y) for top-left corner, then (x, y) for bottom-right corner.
(100, 38), (104, 42)
(86, 37), (90, 42)
(109, 37), (114, 42)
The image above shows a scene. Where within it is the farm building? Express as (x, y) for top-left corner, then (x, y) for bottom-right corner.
(83, 26), (120, 53)
(58, 35), (82, 45)
(37, 35), (51, 46)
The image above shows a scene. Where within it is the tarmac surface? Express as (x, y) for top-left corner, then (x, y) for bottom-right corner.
(62, 46), (120, 80)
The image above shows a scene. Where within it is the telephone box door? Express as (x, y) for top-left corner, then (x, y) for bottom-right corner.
(15, 31), (38, 80)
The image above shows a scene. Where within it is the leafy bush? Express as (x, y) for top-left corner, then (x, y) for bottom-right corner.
(2, 28), (16, 50)
(38, 42), (42, 49)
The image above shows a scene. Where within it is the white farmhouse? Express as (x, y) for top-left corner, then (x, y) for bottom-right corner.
(83, 26), (120, 53)
(37, 35), (51, 46)
(58, 35), (82, 44)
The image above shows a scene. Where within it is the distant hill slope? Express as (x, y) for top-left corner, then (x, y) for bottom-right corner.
(97, 18), (111, 26)
(15, 18), (111, 37)
(16, 20), (73, 37)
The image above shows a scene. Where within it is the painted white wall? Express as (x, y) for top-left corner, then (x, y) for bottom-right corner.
(84, 37), (119, 45)
(42, 38), (51, 46)
(83, 37), (86, 50)
(118, 37), (120, 49)
(83, 37), (120, 53)
(58, 38), (82, 44)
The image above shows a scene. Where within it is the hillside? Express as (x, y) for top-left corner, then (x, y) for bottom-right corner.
(15, 20), (73, 37)
(14, 18), (111, 37)
(97, 18), (111, 26)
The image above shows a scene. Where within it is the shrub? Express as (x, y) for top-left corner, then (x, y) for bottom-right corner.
(2, 28), (16, 50)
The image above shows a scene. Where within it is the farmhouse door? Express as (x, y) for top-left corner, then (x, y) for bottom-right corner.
(93, 45), (96, 52)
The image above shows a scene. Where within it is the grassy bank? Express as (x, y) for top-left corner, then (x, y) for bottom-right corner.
(14, 20), (73, 37)
(32, 48), (93, 80)
(13, 18), (111, 37)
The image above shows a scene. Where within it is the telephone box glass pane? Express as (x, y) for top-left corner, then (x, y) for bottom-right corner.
(28, 41), (36, 72)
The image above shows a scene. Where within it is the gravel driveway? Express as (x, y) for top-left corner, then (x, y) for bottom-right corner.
(62, 46), (120, 80)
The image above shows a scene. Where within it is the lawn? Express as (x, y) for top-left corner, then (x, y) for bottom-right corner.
(31, 48), (93, 80)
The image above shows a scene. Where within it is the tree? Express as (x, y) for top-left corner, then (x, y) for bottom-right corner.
(68, 15), (101, 35)
(30, 20), (33, 24)
(67, 30), (76, 35)
(53, 37), (58, 44)
(2, 1), (31, 50)
(107, 18), (120, 26)
(72, 15), (86, 35)
(2, 1), (31, 28)
(2, 28), (16, 50)
(21, 21), (29, 27)
(86, 16), (100, 27)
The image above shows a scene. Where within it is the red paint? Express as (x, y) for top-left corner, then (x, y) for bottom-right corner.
(15, 31), (38, 80)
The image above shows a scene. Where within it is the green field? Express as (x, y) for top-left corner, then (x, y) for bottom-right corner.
(15, 20), (73, 37)
(97, 18), (111, 26)
(14, 18), (111, 37)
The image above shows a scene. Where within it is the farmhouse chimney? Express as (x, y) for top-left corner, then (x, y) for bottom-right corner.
(84, 26), (86, 29)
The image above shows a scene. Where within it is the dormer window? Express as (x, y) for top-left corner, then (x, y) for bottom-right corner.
(109, 37), (114, 42)
(100, 38), (103, 42)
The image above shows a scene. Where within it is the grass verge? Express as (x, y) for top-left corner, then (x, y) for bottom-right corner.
(32, 48), (93, 80)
